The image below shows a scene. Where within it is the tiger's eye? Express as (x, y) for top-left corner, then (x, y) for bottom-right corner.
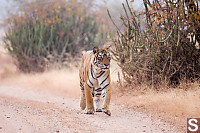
(98, 53), (103, 60)
(107, 53), (111, 60)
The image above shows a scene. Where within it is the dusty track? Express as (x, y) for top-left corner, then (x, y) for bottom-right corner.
(0, 83), (176, 133)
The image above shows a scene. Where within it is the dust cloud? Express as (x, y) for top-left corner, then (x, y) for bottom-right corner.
(0, 46), (18, 80)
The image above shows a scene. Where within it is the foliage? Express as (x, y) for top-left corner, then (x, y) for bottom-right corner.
(108, 0), (200, 87)
(4, 0), (110, 72)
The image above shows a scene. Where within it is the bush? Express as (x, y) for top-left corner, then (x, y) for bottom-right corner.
(4, 0), (109, 72)
(109, 0), (200, 87)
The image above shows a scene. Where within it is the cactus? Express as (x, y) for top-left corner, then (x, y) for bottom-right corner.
(4, 0), (109, 72)
(108, 0), (200, 87)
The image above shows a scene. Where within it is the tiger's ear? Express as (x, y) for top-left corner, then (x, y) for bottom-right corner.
(93, 47), (99, 54)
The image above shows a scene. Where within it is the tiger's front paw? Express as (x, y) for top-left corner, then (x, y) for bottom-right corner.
(102, 109), (111, 116)
(84, 109), (94, 115)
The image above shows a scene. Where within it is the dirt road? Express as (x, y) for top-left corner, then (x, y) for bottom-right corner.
(0, 83), (177, 133)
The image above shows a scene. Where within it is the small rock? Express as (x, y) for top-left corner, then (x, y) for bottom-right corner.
(7, 116), (10, 118)
(56, 130), (59, 133)
(0, 127), (2, 129)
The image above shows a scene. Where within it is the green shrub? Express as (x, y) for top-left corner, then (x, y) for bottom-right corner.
(109, 0), (200, 87)
(4, 0), (109, 72)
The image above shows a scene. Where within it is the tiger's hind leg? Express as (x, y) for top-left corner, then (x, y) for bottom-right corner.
(84, 83), (95, 114)
(94, 87), (102, 112)
(80, 81), (86, 110)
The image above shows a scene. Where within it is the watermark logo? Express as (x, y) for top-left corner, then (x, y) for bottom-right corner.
(187, 118), (200, 133)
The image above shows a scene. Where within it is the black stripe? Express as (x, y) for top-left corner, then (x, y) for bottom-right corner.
(90, 67), (95, 79)
(96, 71), (105, 78)
(93, 58), (97, 65)
(95, 88), (101, 92)
(80, 82), (84, 89)
(80, 81), (84, 86)
(102, 92), (106, 98)
(102, 83), (109, 90)
(80, 85), (84, 88)
(89, 79), (93, 85)
(100, 75), (109, 85)
(95, 93), (101, 96)
(96, 90), (101, 92)
(96, 70), (103, 75)
(87, 83), (92, 88)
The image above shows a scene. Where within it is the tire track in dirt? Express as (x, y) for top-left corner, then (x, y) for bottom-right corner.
(0, 85), (176, 133)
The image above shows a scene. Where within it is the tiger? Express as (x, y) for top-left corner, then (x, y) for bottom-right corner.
(79, 47), (111, 116)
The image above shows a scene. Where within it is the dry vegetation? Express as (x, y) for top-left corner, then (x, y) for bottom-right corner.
(110, 0), (200, 86)
(112, 82), (200, 131)
(4, 0), (111, 73)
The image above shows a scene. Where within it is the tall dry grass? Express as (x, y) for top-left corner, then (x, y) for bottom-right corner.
(112, 82), (200, 131)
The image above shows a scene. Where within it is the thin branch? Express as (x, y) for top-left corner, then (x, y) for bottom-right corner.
(107, 9), (122, 35)
(157, 29), (173, 43)
(127, 60), (154, 72)
(126, 0), (137, 27)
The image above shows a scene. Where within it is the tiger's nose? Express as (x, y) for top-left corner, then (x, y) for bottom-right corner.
(104, 63), (109, 66)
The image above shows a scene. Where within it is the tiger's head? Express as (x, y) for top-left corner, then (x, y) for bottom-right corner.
(93, 47), (111, 70)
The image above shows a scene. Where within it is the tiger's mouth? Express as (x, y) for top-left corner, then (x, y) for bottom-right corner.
(97, 63), (110, 70)
(100, 66), (110, 70)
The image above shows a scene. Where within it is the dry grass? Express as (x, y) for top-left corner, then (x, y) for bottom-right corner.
(112, 83), (200, 131)
(0, 46), (80, 98)
(0, 69), (80, 98)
